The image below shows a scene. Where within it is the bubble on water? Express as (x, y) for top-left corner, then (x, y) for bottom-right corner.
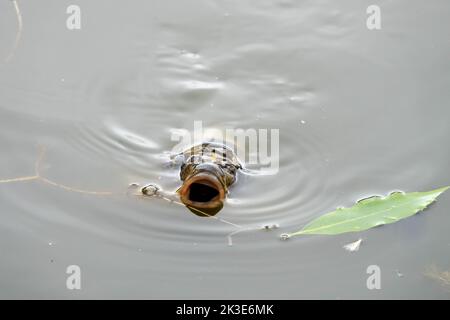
(262, 224), (280, 230)
(142, 184), (159, 196)
(280, 233), (290, 240)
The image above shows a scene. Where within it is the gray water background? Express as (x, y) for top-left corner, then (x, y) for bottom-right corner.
(0, 0), (449, 299)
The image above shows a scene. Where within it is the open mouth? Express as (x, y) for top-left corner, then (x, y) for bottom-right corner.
(179, 173), (225, 216)
(188, 182), (220, 202)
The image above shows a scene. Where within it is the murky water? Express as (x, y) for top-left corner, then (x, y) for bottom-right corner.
(1, 0), (449, 299)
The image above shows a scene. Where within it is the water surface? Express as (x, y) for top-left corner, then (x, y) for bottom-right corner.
(0, 0), (449, 299)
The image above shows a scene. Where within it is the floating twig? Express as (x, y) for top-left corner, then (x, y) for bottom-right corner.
(139, 184), (273, 245)
(0, 145), (117, 196)
(343, 238), (363, 252)
(4, 0), (23, 63)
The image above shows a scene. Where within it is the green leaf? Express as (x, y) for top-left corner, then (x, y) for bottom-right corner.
(287, 186), (449, 237)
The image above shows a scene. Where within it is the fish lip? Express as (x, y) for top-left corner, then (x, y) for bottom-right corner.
(179, 172), (225, 211)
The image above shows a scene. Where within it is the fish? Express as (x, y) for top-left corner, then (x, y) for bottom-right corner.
(176, 142), (242, 216)
(142, 142), (242, 216)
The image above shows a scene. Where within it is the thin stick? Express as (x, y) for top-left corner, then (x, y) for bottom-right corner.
(227, 227), (255, 246)
(0, 145), (118, 196)
(39, 177), (116, 196)
(5, 0), (23, 63)
(0, 175), (38, 183)
(137, 188), (264, 245)
(185, 204), (243, 229)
